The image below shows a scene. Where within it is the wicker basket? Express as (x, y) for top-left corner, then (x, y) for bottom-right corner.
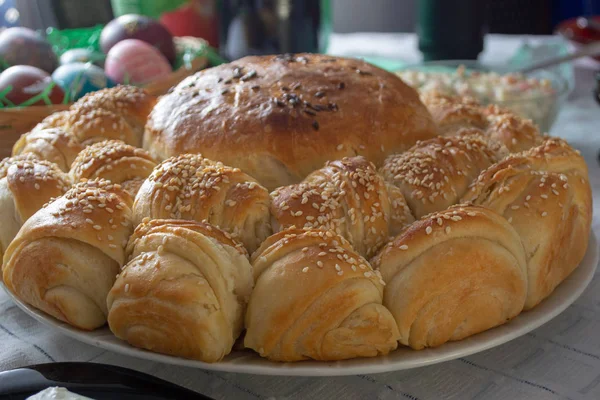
(0, 55), (207, 159)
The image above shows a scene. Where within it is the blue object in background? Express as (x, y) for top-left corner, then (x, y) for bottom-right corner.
(60, 48), (105, 68)
(553, 0), (600, 27)
(0, 0), (20, 28)
(52, 62), (114, 101)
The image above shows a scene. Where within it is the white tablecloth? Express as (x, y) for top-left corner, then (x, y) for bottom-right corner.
(2, 33), (600, 400)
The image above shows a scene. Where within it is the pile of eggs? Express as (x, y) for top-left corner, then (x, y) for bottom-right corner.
(0, 14), (174, 106)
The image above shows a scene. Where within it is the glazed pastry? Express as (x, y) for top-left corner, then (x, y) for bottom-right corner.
(12, 127), (84, 171)
(462, 138), (592, 309)
(133, 154), (271, 253)
(371, 205), (527, 350)
(107, 219), (253, 362)
(0, 155), (70, 258)
(2, 179), (133, 330)
(69, 140), (157, 196)
(245, 228), (399, 361)
(380, 134), (507, 219)
(271, 156), (414, 258)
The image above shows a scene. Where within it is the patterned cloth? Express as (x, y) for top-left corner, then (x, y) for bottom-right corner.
(1, 34), (600, 400)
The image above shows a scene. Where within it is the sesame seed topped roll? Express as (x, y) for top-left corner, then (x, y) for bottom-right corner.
(380, 134), (507, 219)
(12, 127), (84, 172)
(133, 154), (271, 253)
(462, 138), (592, 309)
(107, 219), (253, 362)
(67, 86), (156, 147)
(420, 91), (542, 152)
(245, 228), (399, 361)
(271, 156), (414, 259)
(371, 205), (527, 350)
(70, 140), (157, 197)
(2, 178), (134, 330)
(0, 155), (70, 258)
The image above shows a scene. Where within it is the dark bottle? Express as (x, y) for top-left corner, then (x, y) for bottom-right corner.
(417, 0), (487, 61)
(218, 0), (321, 61)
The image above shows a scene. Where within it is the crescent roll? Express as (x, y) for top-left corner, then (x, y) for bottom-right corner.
(371, 205), (527, 350)
(271, 156), (414, 259)
(420, 91), (542, 152)
(245, 228), (399, 361)
(65, 86), (156, 147)
(12, 127), (84, 172)
(380, 134), (507, 219)
(134, 154), (271, 253)
(0, 155), (70, 258)
(69, 140), (157, 196)
(107, 219), (253, 362)
(462, 138), (592, 309)
(2, 179), (133, 330)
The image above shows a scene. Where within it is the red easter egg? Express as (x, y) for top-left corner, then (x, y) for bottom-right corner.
(0, 27), (59, 73)
(0, 65), (65, 106)
(100, 14), (176, 64)
(104, 39), (172, 85)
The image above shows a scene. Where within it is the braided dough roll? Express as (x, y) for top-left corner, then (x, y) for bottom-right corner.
(420, 91), (542, 152)
(69, 140), (157, 197)
(12, 127), (84, 172)
(107, 219), (253, 362)
(2, 179), (133, 330)
(0, 155), (70, 258)
(462, 138), (592, 309)
(133, 154), (271, 253)
(371, 205), (527, 350)
(380, 135), (507, 219)
(271, 156), (414, 259)
(245, 228), (399, 361)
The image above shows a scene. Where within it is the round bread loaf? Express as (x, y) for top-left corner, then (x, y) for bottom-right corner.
(143, 54), (438, 190)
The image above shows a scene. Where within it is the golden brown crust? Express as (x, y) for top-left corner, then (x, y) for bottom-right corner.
(371, 205), (527, 349)
(380, 134), (508, 219)
(270, 156), (414, 258)
(66, 86), (156, 147)
(421, 92), (542, 152)
(2, 179), (133, 330)
(245, 227), (399, 361)
(12, 127), (84, 171)
(69, 140), (157, 197)
(108, 218), (253, 362)
(133, 154), (271, 253)
(0, 156), (70, 257)
(462, 138), (592, 309)
(144, 54), (438, 190)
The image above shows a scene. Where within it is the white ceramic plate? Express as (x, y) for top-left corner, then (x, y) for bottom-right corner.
(2, 232), (598, 376)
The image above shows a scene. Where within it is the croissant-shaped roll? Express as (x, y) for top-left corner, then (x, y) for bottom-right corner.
(0, 155), (71, 258)
(134, 154), (271, 253)
(70, 140), (157, 196)
(271, 156), (414, 259)
(106, 219), (253, 362)
(380, 135), (507, 219)
(12, 127), (84, 172)
(420, 92), (542, 152)
(66, 86), (156, 147)
(33, 110), (71, 131)
(462, 138), (592, 309)
(2, 179), (133, 330)
(245, 228), (400, 361)
(371, 205), (527, 350)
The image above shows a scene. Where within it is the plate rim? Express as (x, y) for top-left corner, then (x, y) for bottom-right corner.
(2, 231), (598, 376)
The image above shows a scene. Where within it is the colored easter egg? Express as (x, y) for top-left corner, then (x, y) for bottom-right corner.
(60, 48), (105, 68)
(104, 39), (172, 85)
(0, 65), (65, 106)
(52, 62), (114, 101)
(0, 27), (58, 73)
(100, 14), (176, 64)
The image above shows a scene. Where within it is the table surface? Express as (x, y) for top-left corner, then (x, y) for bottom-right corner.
(2, 33), (600, 400)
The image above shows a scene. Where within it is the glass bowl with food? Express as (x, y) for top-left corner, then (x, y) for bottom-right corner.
(395, 60), (571, 133)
